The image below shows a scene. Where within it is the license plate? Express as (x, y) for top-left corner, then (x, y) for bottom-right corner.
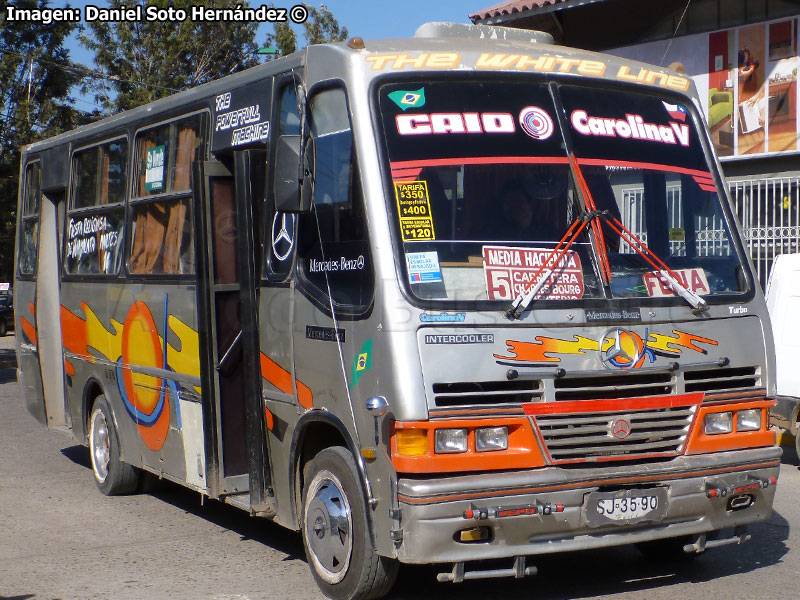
(597, 495), (658, 520)
(584, 488), (668, 527)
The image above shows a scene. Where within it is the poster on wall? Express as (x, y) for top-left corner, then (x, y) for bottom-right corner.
(610, 18), (800, 160)
(737, 24), (767, 155)
(766, 20), (797, 153)
(708, 30), (735, 156)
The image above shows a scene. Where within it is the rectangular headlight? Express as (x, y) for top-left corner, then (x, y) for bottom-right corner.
(705, 412), (733, 435)
(435, 428), (468, 453)
(476, 426), (509, 452)
(737, 409), (762, 432)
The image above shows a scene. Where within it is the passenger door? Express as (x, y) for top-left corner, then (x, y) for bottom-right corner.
(193, 158), (267, 500)
(16, 162), (56, 426)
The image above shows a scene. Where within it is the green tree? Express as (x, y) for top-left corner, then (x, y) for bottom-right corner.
(0, 0), (83, 282)
(80, 0), (260, 113)
(264, 3), (348, 59)
(302, 4), (348, 45)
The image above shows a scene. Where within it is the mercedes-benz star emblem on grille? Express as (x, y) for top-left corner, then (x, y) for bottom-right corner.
(610, 418), (632, 440)
(271, 212), (295, 261)
(599, 328), (645, 370)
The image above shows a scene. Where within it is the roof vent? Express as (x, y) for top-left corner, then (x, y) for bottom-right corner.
(414, 22), (553, 45)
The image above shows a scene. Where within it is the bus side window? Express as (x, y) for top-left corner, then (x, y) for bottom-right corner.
(298, 87), (373, 311)
(129, 114), (206, 276)
(18, 162), (41, 276)
(65, 139), (127, 276)
(265, 82), (301, 281)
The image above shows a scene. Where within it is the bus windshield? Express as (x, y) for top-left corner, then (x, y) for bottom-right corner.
(377, 78), (750, 306)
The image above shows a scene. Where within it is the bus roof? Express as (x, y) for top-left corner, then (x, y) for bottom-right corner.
(24, 22), (696, 155)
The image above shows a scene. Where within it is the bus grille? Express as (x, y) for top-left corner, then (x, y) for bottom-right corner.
(533, 405), (695, 463)
(433, 380), (543, 407)
(553, 372), (675, 401)
(684, 366), (760, 393)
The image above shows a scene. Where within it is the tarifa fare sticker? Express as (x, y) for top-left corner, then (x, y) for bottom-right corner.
(394, 180), (435, 241)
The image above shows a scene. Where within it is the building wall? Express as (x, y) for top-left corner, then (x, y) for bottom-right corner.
(610, 17), (799, 163)
(607, 17), (800, 289)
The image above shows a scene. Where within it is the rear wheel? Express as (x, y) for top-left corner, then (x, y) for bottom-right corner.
(89, 395), (140, 495)
(301, 447), (398, 600)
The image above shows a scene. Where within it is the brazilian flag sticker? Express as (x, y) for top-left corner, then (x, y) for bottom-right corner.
(350, 339), (373, 389)
(388, 88), (426, 111)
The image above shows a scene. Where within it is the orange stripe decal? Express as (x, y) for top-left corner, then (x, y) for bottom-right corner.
(264, 407), (275, 431)
(260, 353), (314, 410)
(61, 304), (89, 358)
(21, 317), (37, 345)
(21, 302), (37, 345)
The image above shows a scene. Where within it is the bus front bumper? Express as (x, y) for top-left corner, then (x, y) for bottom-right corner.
(394, 446), (781, 564)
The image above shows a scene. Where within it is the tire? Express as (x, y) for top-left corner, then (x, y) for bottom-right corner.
(795, 429), (800, 464)
(0, 320), (7, 336)
(301, 447), (398, 600)
(635, 535), (700, 560)
(88, 395), (140, 495)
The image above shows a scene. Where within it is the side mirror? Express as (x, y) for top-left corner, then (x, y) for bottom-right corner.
(300, 136), (315, 212)
(275, 135), (303, 212)
(274, 134), (315, 213)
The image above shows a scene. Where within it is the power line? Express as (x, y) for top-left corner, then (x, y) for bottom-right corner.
(0, 47), (182, 94)
(660, 0), (693, 67)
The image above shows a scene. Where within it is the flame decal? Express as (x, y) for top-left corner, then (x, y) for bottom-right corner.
(495, 335), (599, 363)
(497, 329), (718, 367)
(648, 330), (719, 355)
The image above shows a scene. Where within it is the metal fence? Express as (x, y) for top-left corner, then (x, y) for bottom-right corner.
(620, 176), (800, 291)
(620, 186), (732, 259)
(728, 176), (800, 291)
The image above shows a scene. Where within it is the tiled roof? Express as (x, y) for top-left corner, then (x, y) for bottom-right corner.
(469, 0), (572, 22)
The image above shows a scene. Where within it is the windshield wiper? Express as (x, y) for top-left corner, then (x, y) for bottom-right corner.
(570, 154), (613, 287)
(506, 156), (708, 318)
(506, 214), (592, 319)
(506, 154), (612, 319)
(600, 216), (708, 313)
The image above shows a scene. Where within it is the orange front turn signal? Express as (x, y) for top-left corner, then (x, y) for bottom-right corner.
(396, 429), (428, 456)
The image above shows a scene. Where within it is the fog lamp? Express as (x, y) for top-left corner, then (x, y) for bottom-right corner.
(736, 409), (762, 432)
(704, 412), (733, 435)
(435, 428), (468, 454)
(476, 426), (509, 452)
(458, 526), (491, 542)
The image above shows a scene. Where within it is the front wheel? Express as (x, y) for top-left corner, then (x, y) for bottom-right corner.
(89, 395), (140, 495)
(301, 447), (398, 600)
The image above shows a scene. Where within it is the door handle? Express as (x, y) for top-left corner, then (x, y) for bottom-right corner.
(217, 330), (242, 372)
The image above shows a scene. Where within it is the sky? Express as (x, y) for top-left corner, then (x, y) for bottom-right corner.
(55, 0), (480, 59)
(39, 0), (481, 110)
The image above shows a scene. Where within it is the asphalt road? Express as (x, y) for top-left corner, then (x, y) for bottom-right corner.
(1, 332), (798, 600)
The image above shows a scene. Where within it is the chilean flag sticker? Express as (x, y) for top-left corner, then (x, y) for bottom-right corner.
(662, 101), (687, 122)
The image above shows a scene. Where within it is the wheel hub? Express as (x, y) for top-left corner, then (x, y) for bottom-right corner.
(305, 470), (353, 584)
(90, 410), (111, 482)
